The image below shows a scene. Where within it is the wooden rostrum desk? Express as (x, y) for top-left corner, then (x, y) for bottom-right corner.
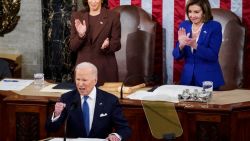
(0, 83), (250, 141)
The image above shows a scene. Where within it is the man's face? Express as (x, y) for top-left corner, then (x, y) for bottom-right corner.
(75, 68), (97, 96)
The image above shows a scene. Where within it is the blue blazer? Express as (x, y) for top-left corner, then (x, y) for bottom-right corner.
(46, 88), (131, 140)
(172, 20), (225, 88)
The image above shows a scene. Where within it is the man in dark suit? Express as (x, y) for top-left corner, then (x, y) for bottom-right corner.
(0, 59), (12, 79)
(46, 62), (131, 141)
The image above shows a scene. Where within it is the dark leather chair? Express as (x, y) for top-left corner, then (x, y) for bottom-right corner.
(212, 8), (245, 90)
(112, 5), (156, 85)
(0, 58), (16, 79)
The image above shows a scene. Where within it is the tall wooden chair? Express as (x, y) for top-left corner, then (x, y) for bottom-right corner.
(112, 5), (156, 85)
(212, 8), (246, 90)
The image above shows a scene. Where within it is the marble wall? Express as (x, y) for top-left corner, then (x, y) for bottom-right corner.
(0, 0), (43, 78)
(0, 0), (74, 81)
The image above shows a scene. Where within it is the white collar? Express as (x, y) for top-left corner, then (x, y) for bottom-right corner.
(81, 87), (97, 100)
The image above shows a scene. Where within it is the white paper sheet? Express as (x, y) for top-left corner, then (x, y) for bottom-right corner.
(49, 138), (106, 141)
(126, 90), (155, 100)
(0, 78), (33, 91)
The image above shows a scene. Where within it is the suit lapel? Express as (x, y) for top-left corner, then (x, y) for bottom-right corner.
(82, 11), (89, 36)
(197, 23), (207, 44)
(92, 8), (109, 43)
(186, 23), (193, 54)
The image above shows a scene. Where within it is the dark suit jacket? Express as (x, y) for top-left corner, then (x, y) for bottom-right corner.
(172, 20), (225, 88)
(0, 59), (12, 79)
(70, 7), (121, 85)
(46, 88), (131, 140)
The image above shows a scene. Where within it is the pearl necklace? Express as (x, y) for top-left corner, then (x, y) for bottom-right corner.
(192, 23), (204, 33)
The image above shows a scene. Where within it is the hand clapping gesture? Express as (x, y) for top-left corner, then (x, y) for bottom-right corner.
(178, 27), (198, 50)
(186, 31), (199, 49)
(75, 19), (87, 38)
(101, 38), (110, 49)
(178, 28), (190, 50)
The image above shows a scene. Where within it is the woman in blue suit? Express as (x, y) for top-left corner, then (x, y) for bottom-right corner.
(172, 0), (224, 89)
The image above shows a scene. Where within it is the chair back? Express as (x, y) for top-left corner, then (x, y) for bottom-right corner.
(0, 58), (17, 79)
(212, 8), (245, 90)
(112, 5), (156, 85)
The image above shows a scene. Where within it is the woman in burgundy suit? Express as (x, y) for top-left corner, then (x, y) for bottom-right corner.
(70, 0), (121, 86)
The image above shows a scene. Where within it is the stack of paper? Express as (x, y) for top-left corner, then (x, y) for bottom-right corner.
(0, 79), (33, 91)
(48, 138), (105, 141)
(127, 85), (202, 103)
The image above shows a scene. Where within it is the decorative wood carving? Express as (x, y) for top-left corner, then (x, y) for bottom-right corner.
(0, 0), (20, 36)
(16, 112), (39, 141)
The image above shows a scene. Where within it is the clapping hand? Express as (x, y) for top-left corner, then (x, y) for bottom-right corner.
(178, 28), (190, 50)
(101, 38), (110, 49)
(186, 38), (197, 49)
(75, 19), (86, 38)
(186, 31), (199, 49)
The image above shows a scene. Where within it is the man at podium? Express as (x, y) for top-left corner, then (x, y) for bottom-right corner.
(46, 62), (131, 141)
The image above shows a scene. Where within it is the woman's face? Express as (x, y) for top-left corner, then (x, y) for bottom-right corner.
(88, 0), (102, 12)
(188, 4), (204, 24)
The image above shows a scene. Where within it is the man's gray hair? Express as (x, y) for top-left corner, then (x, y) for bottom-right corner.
(75, 62), (98, 78)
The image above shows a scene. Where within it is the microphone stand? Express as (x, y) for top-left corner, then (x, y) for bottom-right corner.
(64, 114), (69, 141)
(64, 101), (77, 141)
(163, 133), (176, 141)
(120, 82), (125, 99)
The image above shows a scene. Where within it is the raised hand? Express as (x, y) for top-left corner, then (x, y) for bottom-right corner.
(54, 102), (65, 117)
(106, 134), (120, 141)
(75, 19), (86, 38)
(178, 28), (190, 50)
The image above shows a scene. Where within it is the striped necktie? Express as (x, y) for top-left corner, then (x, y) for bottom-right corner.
(82, 96), (89, 135)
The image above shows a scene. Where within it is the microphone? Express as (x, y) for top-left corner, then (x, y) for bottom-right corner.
(64, 99), (78, 141)
(120, 74), (155, 99)
(118, 83), (146, 93)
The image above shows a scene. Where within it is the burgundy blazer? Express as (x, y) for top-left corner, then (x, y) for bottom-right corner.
(70, 8), (121, 85)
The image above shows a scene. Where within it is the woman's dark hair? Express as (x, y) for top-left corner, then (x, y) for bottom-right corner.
(82, 0), (109, 11)
(185, 0), (213, 23)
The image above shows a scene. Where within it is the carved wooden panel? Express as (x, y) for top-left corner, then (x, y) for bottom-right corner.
(196, 121), (219, 141)
(231, 110), (250, 141)
(16, 112), (39, 141)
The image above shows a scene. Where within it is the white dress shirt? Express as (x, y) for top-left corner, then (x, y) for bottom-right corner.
(80, 87), (96, 130)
